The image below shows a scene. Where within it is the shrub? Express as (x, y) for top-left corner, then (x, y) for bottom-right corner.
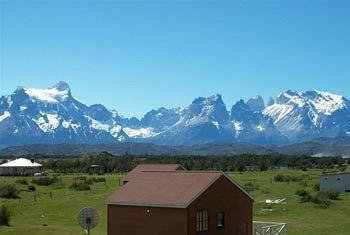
(244, 181), (259, 192)
(0, 185), (19, 199)
(69, 182), (90, 191)
(296, 189), (336, 208)
(312, 193), (332, 208)
(0, 205), (11, 226)
(300, 194), (313, 203)
(296, 189), (313, 203)
(317, 190), (340, 201)
(91, 177), (106, 183)
(314, 183), (320, 191)
(274, 174), (285, 182)
(15, 179), (28, 185)
(74, 176), (106, 185)
(295, 189), (309, 197)
(28, 185), (36, 192)
(32, 176), (58, 186)
(75, 176), (87, 181)
(274, 174), (303, 182)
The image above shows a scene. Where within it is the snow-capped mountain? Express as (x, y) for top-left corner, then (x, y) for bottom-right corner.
(147, 94), (235, 145)
(231, 100), (287, 145)
(1, 82), (349, 148)
(0, 82), (128, 148)
(263, 90), (350, 142)
(122, 107), (185, 138)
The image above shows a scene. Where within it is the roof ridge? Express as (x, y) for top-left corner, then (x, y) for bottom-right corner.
(137, 163), (183, 165)
(140, 170), (222, 173)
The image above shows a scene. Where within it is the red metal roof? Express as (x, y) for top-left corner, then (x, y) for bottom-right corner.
(107, 171), (222, 208)
(123, 164), (185, 182)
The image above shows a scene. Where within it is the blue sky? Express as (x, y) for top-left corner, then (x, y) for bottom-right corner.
(1, 0), (350, 118)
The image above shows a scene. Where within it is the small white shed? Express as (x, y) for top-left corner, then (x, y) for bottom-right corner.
(320, 169), (350, 192)
(0, 158), (42, 176)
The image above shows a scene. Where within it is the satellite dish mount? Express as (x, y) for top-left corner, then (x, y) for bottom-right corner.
(77, 207), (100, 235)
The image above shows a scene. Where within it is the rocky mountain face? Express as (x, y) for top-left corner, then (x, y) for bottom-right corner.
(0, 82), (128, 148)
(0, 82), (349, 148)
(148, 94), (235, 145)
(263, 90), (350, 142)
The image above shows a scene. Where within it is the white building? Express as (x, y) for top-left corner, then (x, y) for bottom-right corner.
(0, 158), (42, 176)
(320, 167), (350, 192)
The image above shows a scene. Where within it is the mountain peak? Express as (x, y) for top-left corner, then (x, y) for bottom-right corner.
(246, 95), (265, 112)
(266, 97), (275, 106)
(192, 94), (224, 105)
(51, 81), (71, 92)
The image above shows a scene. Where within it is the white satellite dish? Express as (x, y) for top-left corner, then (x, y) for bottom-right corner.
(77, 206), (100, 235)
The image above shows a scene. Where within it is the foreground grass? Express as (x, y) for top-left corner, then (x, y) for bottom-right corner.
(0, 169), (349, 235)
(0, 174), (122, 235)
(232, 169), (350, 235)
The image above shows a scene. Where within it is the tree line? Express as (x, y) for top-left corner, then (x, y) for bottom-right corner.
(36, 152), (348, 174)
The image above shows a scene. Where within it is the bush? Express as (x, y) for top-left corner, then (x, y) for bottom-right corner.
(28, 185), (36, 192)
(300, 194), (313, 203)
(295, 189), (309, 197)
(274, 174), (303, 182)
(0, 205), (11, 226)
(274, 174), (285, 182)
(75, 176), (87, 181)
(91, 177), (106, 183)
(317, 190), (340, 201)
(314, 183), (320, 191)
(244, 181), (259, 192)
(69, 182), (90, 191)
(15, 179), (28, 185)
(296, 189), (313, 203)
(0, 185), (19, 199)
(312, 193), (332, 208)
(32, 176), (58, 186)
(296, 189), (336, 208)
(74, 176), (106, 185)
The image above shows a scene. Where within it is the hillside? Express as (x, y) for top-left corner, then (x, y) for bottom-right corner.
(1, 137), (350, 157)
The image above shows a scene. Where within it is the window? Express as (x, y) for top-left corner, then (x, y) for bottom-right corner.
(217, 212), (224, 229)
(196, 210), (209, 232)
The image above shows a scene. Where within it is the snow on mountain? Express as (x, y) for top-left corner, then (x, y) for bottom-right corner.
(123, 127), (157, 138)
(147, 94), (235, 145)
(182, 94), (229, 124)
(263, 90), (350, 142)
(1, 82), (349, 147)
(0, 82), (127, 147)
(139, 107), (184, 132)
(0, 111), (10, 122)
(230, 99), (286, 145)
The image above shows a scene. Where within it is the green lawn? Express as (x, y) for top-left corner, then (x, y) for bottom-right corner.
(1, 169), (350, 235)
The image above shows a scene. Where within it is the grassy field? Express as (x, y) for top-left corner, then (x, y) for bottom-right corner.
(0, 169), (349, 235)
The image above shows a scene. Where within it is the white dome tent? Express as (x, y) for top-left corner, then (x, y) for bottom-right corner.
(0, 158), (42, 176)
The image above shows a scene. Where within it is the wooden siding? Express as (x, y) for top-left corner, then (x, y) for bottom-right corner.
(188, 176), (253, 235)
(107, 175), (253, 235)
(108, 205), (188, 235)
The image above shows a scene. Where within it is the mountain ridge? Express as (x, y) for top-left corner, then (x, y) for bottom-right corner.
(1, 81), (349, 148)
(1, 137), (350, 157)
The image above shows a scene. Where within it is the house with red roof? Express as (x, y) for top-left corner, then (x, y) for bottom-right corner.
(107, 164), (254, 235)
